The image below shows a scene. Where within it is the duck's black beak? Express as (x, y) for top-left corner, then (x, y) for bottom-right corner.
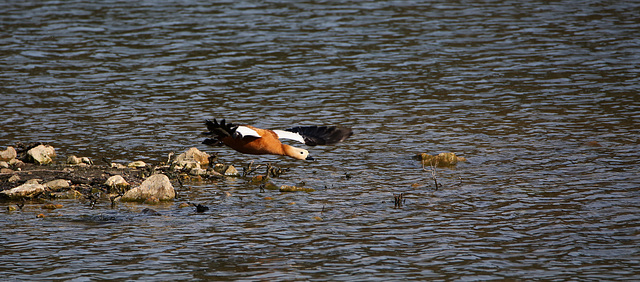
(306, 156), (315, 161)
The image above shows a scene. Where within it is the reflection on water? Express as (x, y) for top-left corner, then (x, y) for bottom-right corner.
(1, 0), (639, 280)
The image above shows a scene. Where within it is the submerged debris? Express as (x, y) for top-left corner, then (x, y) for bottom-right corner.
(415, 152), (466, 167)
(188, 202), (209, 213)
(141, 208), (161, 216)
(279, 185), (315, 193)
(393, 193), (405, 208)
(42, 203), (63, 210)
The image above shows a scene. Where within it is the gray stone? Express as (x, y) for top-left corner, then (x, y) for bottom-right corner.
(121, 174), (175, 202)
(27, 145), (56, 164)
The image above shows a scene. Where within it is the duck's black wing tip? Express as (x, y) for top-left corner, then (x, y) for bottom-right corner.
(285, 126), (353, 146)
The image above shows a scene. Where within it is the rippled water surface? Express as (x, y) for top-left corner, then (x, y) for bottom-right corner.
(2, 0), (640, 280)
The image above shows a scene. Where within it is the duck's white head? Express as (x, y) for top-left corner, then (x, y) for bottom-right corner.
(285, 146), (313, 161)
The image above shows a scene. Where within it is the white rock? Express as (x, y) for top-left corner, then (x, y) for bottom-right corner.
(45, 179), (70, 191)
(121, 174), (175, 202)
(0, 183), (46, 199)
(0, 146), (17, 161)
(175, 147), (210, 165)
(128, 161), (147, 168)
(111, 163), (127, 169)
(27, 145), (56, 164)
(105, 175), (129, 188)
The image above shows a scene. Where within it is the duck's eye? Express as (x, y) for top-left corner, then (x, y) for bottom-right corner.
(300, 152), (304, 154)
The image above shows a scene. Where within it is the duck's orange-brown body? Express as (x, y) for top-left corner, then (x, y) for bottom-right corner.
(202, 119), (352, 160)
(220, 126), (290, 156)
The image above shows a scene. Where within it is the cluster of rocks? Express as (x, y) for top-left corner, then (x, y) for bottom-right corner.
(0, 145), (182, 204)
(1, 143), (314, 212)
(0, 145), (49, 170)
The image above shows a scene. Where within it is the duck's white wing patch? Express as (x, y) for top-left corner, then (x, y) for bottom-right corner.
(235, 126), (262, 138)
(273, 130), (305, 144)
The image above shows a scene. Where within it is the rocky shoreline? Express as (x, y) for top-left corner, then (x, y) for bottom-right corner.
(0, 143), (292, 210)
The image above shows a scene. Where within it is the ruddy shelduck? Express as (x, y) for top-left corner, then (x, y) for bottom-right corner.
(202, 119), (353, 160)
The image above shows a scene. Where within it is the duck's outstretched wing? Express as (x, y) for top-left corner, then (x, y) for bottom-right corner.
(282, 126), (353, 146)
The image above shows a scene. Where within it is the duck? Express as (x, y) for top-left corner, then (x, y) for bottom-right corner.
(202, 119), (352, 160)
